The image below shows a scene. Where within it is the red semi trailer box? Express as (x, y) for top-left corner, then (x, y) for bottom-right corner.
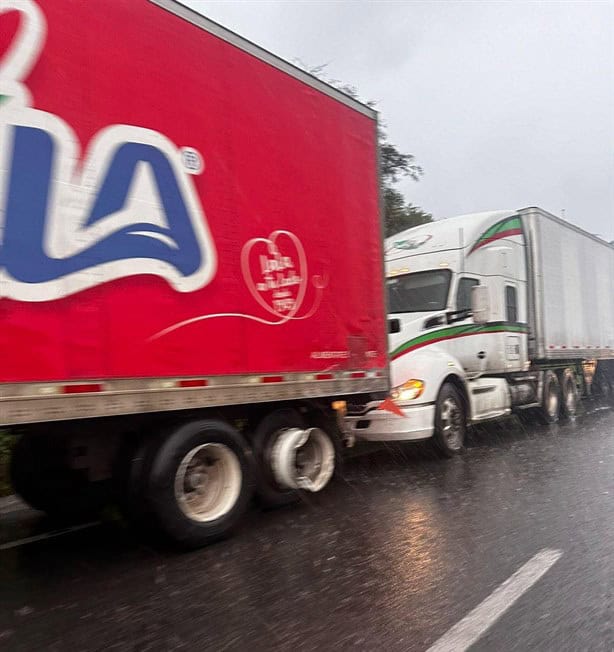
(0, 0), (387, 425)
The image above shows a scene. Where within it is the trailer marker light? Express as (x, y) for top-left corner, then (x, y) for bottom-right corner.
(332, 400), (347, 414)
(262, 376), (284, 383)
(178, 379), (208, 388)
(315, 373), (334, 381)
(350, 371), (366, 379)
(62, 383), (103, 394)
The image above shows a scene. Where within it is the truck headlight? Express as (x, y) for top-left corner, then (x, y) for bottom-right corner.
(390, 379), (425, 402)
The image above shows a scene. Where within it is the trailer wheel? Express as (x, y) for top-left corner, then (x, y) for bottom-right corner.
(559, 369), (578, 419)
(432, 383), (466, 457)
(10, 433), (107, 521)
(115, 432), (161, 535)
(538, 370), (560, 424)
(593, 368), (613, 404)
(252, 409), (306, 508)
(140, 420), (254, 549)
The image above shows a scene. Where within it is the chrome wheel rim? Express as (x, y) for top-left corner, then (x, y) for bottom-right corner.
(174, 443), (242, 522)
(440, 397), (464, 450)
(547, 385), (559, 418)
(566, 383), (576, 415)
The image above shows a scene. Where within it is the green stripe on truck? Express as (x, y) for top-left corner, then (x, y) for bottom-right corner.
(391, 322), (528, 360)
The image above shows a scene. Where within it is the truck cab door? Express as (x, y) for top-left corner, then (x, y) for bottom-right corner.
(446, 277), (488, 373)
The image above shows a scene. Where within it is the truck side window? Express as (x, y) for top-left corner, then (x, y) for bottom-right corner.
(457, 277), (479, 312)
(506, 286), (518, 322)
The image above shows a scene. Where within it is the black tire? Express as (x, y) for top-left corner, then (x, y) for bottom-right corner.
(10, 433), (107, 521)
(115, 431), (163, 535)
(432, 383), (466, 458)
(559, 368), (578, 419)
(537, 370), (560, 424)
(252, 409), (306, 508)
(139, 420), (254, 549)
(593, 367), (613, 404)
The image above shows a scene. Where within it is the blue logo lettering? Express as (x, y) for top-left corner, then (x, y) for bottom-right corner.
(0, 0), (216, 302)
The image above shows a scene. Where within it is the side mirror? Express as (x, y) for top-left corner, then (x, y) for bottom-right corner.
(471, 285), (491, 324)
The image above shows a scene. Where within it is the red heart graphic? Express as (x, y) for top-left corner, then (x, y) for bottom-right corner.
(241, 231), (308, 318)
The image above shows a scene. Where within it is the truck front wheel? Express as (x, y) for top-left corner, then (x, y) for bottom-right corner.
(138, 420), (254, 549)
(432, 383), (467, 457)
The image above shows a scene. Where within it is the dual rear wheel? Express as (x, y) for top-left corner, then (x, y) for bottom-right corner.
(530, 368), (577, 425)
(12, 414), (337, 549)
(119, 413), (337, 547)
(120, 420), (254, 548)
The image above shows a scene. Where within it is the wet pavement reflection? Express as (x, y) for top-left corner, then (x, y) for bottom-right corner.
(1, 406), (614, 651)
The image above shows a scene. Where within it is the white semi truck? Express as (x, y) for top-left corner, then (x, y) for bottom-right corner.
(344, 207), (614, 455)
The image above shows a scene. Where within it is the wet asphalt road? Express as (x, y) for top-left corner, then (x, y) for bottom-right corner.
(1, 405), (614, 651)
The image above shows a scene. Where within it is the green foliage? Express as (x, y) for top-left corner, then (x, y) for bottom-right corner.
(0, 431), (15, 497)
(384, 187), (433, 238)
(298, 62), (433, 238)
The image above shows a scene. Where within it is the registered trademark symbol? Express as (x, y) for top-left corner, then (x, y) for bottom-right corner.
(180, 147), (204, 174)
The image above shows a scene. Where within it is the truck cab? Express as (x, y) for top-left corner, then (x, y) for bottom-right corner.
(344, 210), (530, 454)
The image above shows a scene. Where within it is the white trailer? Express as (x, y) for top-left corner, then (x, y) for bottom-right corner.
(344, 207), (614, 454)
(525, 208), (614, 361)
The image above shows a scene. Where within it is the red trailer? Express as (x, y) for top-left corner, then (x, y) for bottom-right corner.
(0, 0), (387, 546)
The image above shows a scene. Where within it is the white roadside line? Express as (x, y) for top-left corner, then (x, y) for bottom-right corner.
(0, 522), (99, 551)
(0, 495), (28, 515)
(426, 548), (563, 652)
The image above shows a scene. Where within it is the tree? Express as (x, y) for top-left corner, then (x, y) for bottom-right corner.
(300, 64), (433, 238)
(384, 187), (433, 238)
(379, 145), (433, 238)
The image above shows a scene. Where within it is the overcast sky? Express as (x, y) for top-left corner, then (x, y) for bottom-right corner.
(184, 0), (614, 241)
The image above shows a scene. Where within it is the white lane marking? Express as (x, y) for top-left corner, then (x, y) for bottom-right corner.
(0, 522), (99, 551)
(0, 495), (28, 515)
(426, 548), (563, 652)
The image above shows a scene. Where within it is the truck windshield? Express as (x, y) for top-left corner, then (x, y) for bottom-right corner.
(387, 270), (452, 313)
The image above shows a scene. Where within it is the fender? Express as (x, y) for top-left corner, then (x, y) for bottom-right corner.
(391, 345), (469, 407)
